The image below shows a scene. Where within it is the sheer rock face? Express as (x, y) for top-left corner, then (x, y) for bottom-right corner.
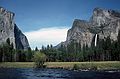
(0, 7), (30, 50)
(66, 19), (93, 47)
(90, 8), (120, 41)
(57, 8), (120, 48)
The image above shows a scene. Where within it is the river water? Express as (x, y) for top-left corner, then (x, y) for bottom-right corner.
(0, 68), (120, 79)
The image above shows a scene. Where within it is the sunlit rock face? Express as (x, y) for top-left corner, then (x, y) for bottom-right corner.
(65, 19), (93, 47)
(90, 8), (120, 41)
(57, 8), (120, 48)
(0, 7), (30, 50)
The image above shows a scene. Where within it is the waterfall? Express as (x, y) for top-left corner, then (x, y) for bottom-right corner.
(95, 34), (97, 47)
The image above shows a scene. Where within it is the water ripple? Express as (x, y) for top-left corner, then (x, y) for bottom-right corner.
(0, 68), (120, 79)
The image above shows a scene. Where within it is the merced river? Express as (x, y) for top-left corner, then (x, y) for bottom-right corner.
(0, 68), (120, 79)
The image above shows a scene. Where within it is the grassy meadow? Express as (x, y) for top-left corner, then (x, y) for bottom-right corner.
(0, 61), (120, 70)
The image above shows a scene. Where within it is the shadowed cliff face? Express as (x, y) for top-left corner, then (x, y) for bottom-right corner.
(57, 8), (120, 48)
(14, 24), (30, 50)
(0, 7), (30, 50)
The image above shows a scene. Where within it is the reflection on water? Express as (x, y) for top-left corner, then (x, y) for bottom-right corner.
(0, 68), (120, 79)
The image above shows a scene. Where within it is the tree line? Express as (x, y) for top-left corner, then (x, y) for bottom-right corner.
(0, 31), (120, 62)
(0, 38), (34, 62)
(40, 30), (120, 62)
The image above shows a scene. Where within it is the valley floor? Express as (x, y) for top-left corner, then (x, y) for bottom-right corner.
(0, 61), (120, 70)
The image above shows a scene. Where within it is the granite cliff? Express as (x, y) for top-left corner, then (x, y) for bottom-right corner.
(0, 7), (30, 50)
(57, 8), (120, 48)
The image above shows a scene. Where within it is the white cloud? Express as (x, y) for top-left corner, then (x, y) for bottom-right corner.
(24, 27), (69, 49)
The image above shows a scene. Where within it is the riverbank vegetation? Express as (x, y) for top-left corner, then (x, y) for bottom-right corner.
(33, 51), (46, 68)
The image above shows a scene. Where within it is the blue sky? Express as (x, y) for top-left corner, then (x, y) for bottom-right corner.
(0, 0), (120, 49)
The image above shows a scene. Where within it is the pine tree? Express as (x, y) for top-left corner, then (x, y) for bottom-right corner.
(35, 47), (39, 51)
